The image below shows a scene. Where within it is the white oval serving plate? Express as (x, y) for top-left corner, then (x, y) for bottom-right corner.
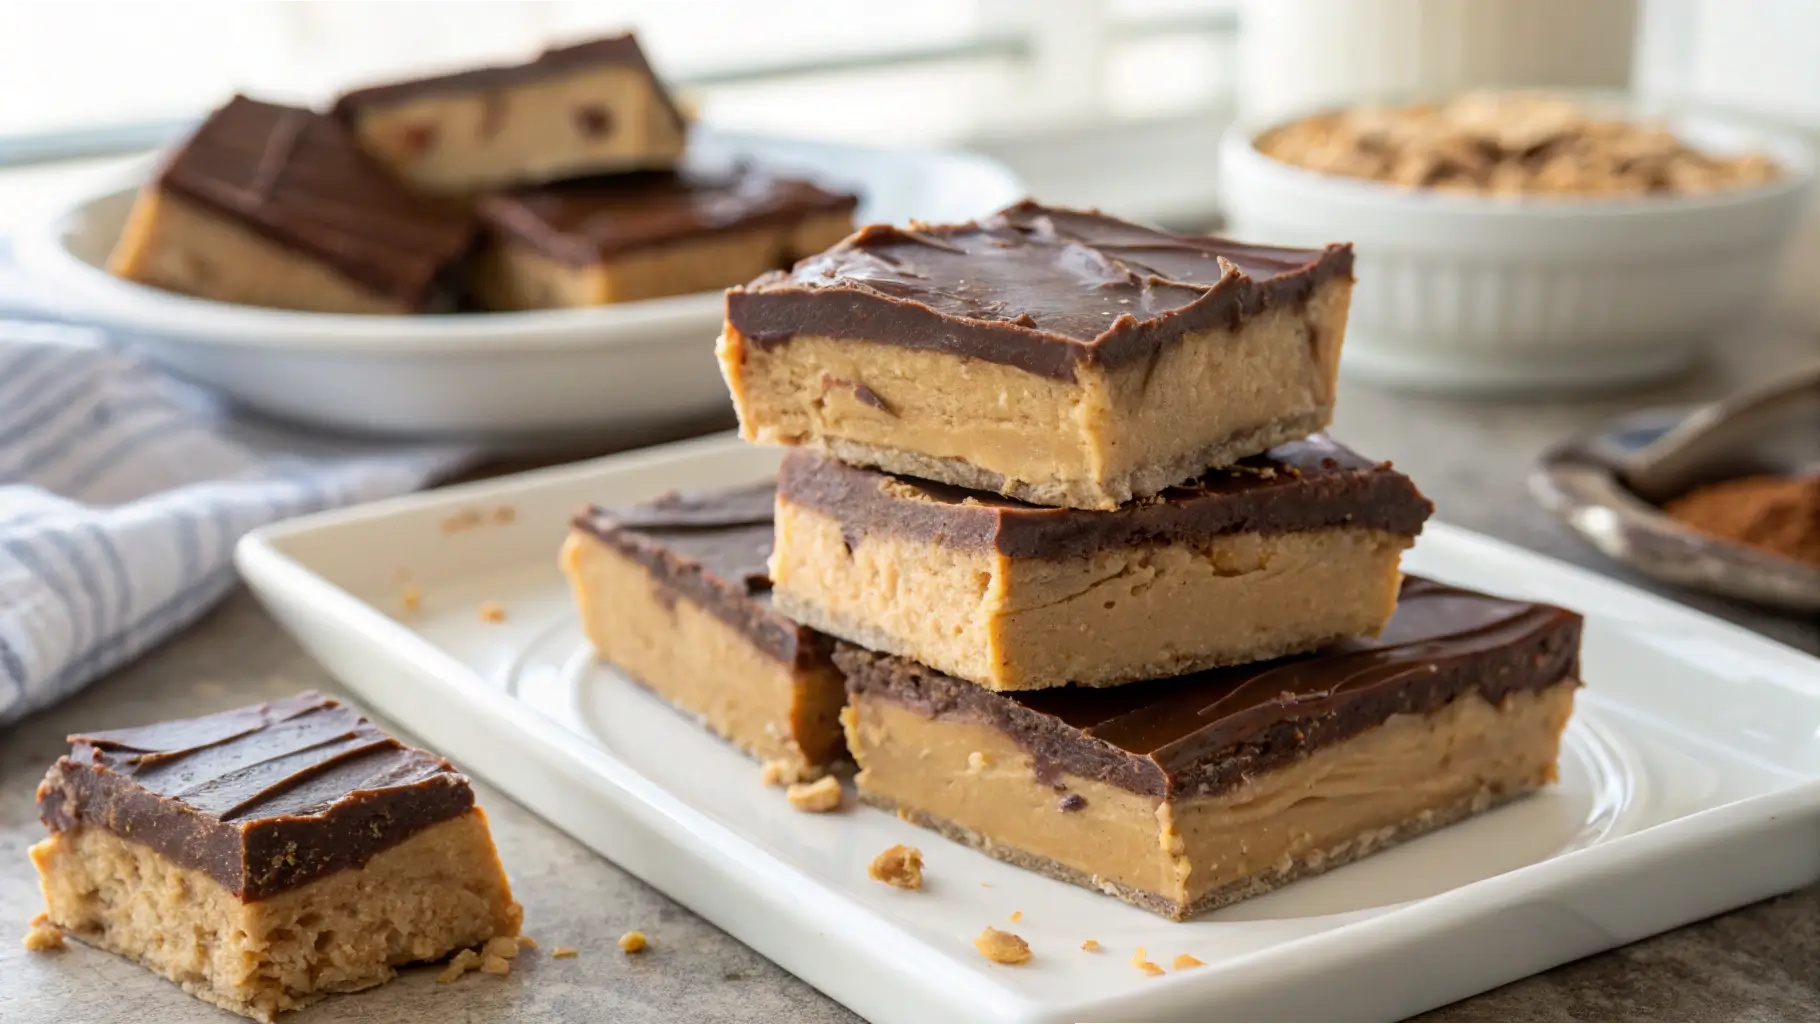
(12, 131), (1024, 444)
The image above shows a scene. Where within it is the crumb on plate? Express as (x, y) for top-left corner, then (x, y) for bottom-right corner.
(480, 954), (512, 976)
(1008, 910), (1022, 923)
(553, 947), (579, 959)
(1174, 953), (1205, 970)
(785, 775), (842, 813)
(479, 600), (507, 623)
(618, 931), (648, 954)
(1080, 939), (1100, 952)
(868, 845), (924, 890)
(485, 936), (521, 960)
(974, 927), (1031, 965)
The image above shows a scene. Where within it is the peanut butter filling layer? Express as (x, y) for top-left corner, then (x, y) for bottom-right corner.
(562, 532), (846, 770)
(773, 496), (1411, 690)
(720, 276), (1350, 509)
(847, 682), (1575, 919)
(32, 810), (520, 1022)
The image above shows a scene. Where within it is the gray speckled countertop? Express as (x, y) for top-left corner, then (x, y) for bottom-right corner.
(5, 326), (1819, 1023)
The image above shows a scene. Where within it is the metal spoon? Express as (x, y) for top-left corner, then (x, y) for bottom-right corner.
(1620, 361), (1820, 504)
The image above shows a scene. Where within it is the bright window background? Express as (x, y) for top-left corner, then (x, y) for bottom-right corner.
(0, 0), (1238, 146)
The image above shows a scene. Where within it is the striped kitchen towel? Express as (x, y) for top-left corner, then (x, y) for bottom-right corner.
(0, 321), (476, 727)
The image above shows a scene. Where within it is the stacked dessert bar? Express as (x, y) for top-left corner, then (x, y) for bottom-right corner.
(564, 202), (1583, 918)
(110, 33), (858, 314)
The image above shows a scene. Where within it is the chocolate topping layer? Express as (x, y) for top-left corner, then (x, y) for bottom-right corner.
(333, 32), (683, 129)
(35, 692), (475, 901)
(573, 481), (830, 668)
(779, 435), (1432, 560)
(479, 167), (859, 265)
(154, 96), (475, 305)
(725, 200), (1354, 380)
(837, 577), (1582, 799)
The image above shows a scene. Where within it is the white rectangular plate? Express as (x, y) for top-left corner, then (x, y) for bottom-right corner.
(236, 433), (1820, 1024)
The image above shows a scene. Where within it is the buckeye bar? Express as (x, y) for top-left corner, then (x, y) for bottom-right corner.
(474, 168), (857, 308)
(838, 577), (1581, 919)
(720, 201), (1354, 510)
(109, 97), (474, 314)
(30, 693), (521, 1021)
(772, 437), (1431, 691)
(333, 33), (686, 194)
(562, 482), (846, 775)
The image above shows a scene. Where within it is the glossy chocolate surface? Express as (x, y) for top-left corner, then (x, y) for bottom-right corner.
(574, 482), (831, 668)
(838, 576), (1582, 798)
(154, 96), (474, 305)
(478, 167), (858, 264)
(333, 32), (682, 129)
(36, 692), (475, 900)
(725, 200), (1353, 380)
(779, 435), (1432, 559)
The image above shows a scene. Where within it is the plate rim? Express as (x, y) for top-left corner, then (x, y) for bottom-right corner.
(234, 433), (1820, 1022)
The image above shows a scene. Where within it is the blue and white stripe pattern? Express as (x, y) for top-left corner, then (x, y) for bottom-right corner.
(0, 322), (473, 727)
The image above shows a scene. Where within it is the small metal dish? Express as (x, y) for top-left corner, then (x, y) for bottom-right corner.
(1530, 364), (1820, 612)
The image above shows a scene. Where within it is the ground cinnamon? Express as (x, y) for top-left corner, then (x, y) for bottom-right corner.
(1663, 473), (1820, 568)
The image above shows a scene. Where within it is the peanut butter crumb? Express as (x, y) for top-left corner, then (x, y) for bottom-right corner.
(480, 954), (512, 975)
(517, 936), (539, 949)
(761, 759), (819, 787)
(618, 930), (648, 954)
(1173, 953), (1205, 970)
(785, 775), (843, 812)
(400, 583), (421, 614)
(868, 845), (924, 889)
(967, 751), (991, 772)
(23, 922), (63, 952)
(1132, 946), (1165, 976)
(438, 948), (483, 983)
(974, 927), (1031, 965)
(479, 601), (507, 623)
(1080, 939), (1100, 952)
(485, 936), (521, 960)
(1008, 910), (1023, 922)
(553, 947), (579, 959)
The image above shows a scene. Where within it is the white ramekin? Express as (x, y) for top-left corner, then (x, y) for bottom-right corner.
(1218, 106), (1816, 393)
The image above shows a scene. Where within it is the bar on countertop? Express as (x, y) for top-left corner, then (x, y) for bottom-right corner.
(837, 577), (1582, 919)
(473, 167), (858, 308)
(31, 692), (521, 1021)
(107, 96), (475, 314)
(333, 33), (686, 194)
(719, 201), (1356, 510)
(562, 481), (847, 775)
(772, 436), (1431, 691)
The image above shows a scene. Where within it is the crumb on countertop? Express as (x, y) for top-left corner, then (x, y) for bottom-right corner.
(868, 844), (924, 890)
(517, 935), (539, 950)
(437, 948), (484, 983)
(974, 927), (1031, 965)
(479, 600), (507, 623)
(480, 954), (512, 976)
(1080, 939), (1100, 952)
(1173, 953), (1205, 970)
(785, 775), (842, 813)
(553, 947), (579, 959)
(485, 936), (521, 960)
(23, 919), (63, 953)
(618, 931), (648, 954)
